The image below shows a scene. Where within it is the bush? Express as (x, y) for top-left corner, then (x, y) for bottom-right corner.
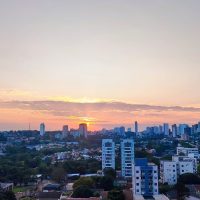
(72, 186), (93, 198)
(108, 190), (124, 200)
(73, 177), (94, 190)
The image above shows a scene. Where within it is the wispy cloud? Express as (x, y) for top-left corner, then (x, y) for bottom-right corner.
(0, 100), (200, 130)
(0, 100), (200, 114)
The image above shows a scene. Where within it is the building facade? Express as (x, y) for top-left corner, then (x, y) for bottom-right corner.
(79, 123), (88, 138)
(177, 147), (199, 157)
(160, 155), (197, 185)
(62, 125), (69, 138)
(102, 139), (115, 170)
(135, 121), (138, 136)
(133, 158), (159, 196)
(163, 123), (169, 136)
(121, 139), (134, 178)
(160, 161), (177, 185)
(40, 123), (45, 136)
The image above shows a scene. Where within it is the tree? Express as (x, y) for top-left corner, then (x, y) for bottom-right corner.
(72, 186), (93, 198)
(178, 173), (200, 185)
(103, 168), (116, 179)
(99, 176), (114, 191)
(73, 177), (94, 190)
(197, 164), (200, 175)
(174, 182), (190, 200)
(51, 166), (66, 183)
(0, 191), (17, 200)
(108, 190), (124, 200)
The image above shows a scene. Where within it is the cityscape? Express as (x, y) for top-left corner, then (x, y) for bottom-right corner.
(1, 121), (200, 200)
(0, 1), (200, 200)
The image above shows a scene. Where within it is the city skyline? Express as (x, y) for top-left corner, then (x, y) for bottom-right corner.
(0, 1), (200, 130)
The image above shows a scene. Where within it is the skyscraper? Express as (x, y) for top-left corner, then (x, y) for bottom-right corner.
(40, 123), (45, 136)
(79, 123), (88, 138)
(102, 139), (115, 170)
(121, 139), (134, 178)
(62, 125), (69, 138)
(172, 124), (177, 138)
(135, 121), (138, 136)
(163, 123), (169, 136)
(178, 124), (189, 136)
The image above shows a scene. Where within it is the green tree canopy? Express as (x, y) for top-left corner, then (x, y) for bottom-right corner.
(103, 168), (116, 179)
(73, 177), (94, 190)
(72, 186), (93, 198)
(108, 189), (125, 200)
(178, 173), (200, 185)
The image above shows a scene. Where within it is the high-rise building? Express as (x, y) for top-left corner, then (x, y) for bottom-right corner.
(62, 125), (69, 138)
(172, 124), (177, 138)
(127, 128), (132, 132)
(197, 122), (200, 133)
(159, 125), (163, 134)
(114, 126), (125, 136)
(133, 158), (159, 196)
(178, 124), (189, 136)
(102, 139), (115, 170)
(163, 123), (169, 136)
(40, 123), (45, 136)
(79, 123), (88, 138)
(121, 139), (134, 178)
(135, 121), (138, 136)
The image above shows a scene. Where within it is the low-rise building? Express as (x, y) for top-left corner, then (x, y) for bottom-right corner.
(160, 161), (177, 185)
(177, 147), (199, 158)
(160, 155), (197, 185)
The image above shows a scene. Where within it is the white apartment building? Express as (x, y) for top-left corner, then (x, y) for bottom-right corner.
(177, 147), (199, 158)
(121, 139), (134, 178)
(173, 155), (197, 175)
(102, 139), (115, 170)
(160, 155), (197, 185)
(133, 158), (159, 197)
(160, 161), (177, 185)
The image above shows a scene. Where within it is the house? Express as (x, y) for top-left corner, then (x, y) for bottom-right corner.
(37, 192), (62, 200)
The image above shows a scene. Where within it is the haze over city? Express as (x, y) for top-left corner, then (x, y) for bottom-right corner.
(0, 0), (200, 130)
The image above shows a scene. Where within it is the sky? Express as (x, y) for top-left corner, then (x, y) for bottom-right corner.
(0, 0), (200, 131)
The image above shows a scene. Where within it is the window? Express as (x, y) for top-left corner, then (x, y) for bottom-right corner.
(136, 171), (139, 173)
(136, 183), (139, 186)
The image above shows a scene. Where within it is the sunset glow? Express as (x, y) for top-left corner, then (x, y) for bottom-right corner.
(0, 1), (200, 131)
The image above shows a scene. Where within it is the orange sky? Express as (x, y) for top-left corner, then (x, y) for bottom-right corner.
(0, 94), (200, 131)
(0, 1), (200, 130)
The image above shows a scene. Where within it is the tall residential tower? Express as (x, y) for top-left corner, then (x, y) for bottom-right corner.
(121, 139), (134, 178)
(102, 139), (115, 170)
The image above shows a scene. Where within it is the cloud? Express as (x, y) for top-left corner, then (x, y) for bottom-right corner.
(0, 100), (200, 130)
(0, 100), (200, 116)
